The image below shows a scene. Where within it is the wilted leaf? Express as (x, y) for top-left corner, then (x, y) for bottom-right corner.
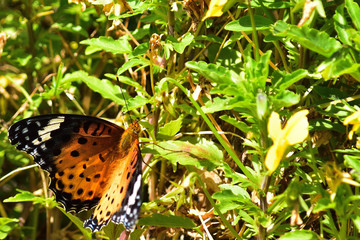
(144, 139), (223, 170)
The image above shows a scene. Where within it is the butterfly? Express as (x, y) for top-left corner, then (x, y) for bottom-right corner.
(8, 114), (143, 232)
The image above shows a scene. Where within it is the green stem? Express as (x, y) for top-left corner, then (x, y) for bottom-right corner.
(166, 78), (256, 183)
(247, 0), (259, 61)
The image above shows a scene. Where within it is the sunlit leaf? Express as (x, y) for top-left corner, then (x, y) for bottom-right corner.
(80, 36), (132, 54)
(271, 21), (342, 57)
(0, 218), (19, 240)
(334, 5), (352, 45)
(225, 15), (273, 31)
(279, 230), (321, 240)
(64, 71), (127, 106)
(116, 58), (150, 75)
(186, 61), (242, 87)
(4, 189), (58, 208)
(138, 214), (196, 229)
(345, 0), (360, 30)
(274, 69), (308, 90)
(166, 33), (194, 54)
(158, 118), (183, 140)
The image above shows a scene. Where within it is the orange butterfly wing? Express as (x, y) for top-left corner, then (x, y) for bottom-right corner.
(8, 114), (142, 231)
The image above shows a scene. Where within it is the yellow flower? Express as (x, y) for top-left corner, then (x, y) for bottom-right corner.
(343, 111), (360, 140)
(203, 0), (227, 21)
(203, 0), (236, 21)
(265, 110), (309, 175)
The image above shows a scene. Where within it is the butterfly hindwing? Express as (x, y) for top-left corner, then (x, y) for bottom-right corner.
(111, 147), (142, 230)
(8, 114), (142, 231)
(84, 144), (142, 231)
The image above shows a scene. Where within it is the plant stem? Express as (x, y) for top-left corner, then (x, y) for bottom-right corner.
(168, 78), (257, 183)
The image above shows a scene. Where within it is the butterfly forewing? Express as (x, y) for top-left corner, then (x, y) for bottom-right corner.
(8, 114), (143, 231)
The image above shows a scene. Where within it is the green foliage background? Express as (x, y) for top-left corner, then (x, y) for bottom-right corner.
(1, 0), (360, 239)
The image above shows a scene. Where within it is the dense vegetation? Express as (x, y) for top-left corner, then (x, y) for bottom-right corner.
(2, 0), (360, 239)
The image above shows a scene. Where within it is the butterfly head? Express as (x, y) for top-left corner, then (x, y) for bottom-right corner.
(129, 121), (141, 135)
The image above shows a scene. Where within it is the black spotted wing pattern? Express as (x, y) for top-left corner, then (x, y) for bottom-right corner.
(8, 114), (143, 231)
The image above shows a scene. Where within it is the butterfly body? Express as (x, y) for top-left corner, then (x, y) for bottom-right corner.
(8, 114), (142, 232)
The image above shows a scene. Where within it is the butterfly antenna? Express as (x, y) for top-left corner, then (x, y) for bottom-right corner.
(116, 76), (133, 122)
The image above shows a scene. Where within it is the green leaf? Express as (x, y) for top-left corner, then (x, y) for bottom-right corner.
(64, 71), (126, 106)
(126, 95), (150, 111)
(186, 61), (242, 87)
(138, 213), (196, 229)
(65, 71), (149, 110)
(345, 0), (360, 30)
(57, 207), (92, 240)
(313, 85), (349, 100)
(238, 0), (294, 9)
(106, 73), (149, 96)
(167, 33), (194, 54)
(131, 43), (149, 57)
(220, 115), (250, 134)
(202, 97), (244, 113)
(195, 34), (223, 43)
(213, 185), (251, 200)
(143, 139), (223, 170)
(116, 58), (150, 75)
(344, 155), (360, 173)
(309, 119), (345, 133)
(245, 50), (272, 89)
(0, 218), (19, 240)
(225, 15), (273, 32)
(51, 23), (88, 37)
(212, 185), (254, 214)
(334, 5), (352, 45)
(274, 69), (308, 91)
(4, 189), (58, 208)
(316, 52), (360, 80)
(279, 230), (320, 240)
(80, 36), (132, 54)
(313, 198), (336, 212)
(157, 118), (183, 140)
(351, 214), (360, 233)
(272, 90), (300, 108)
(271, 21), (342, 58)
